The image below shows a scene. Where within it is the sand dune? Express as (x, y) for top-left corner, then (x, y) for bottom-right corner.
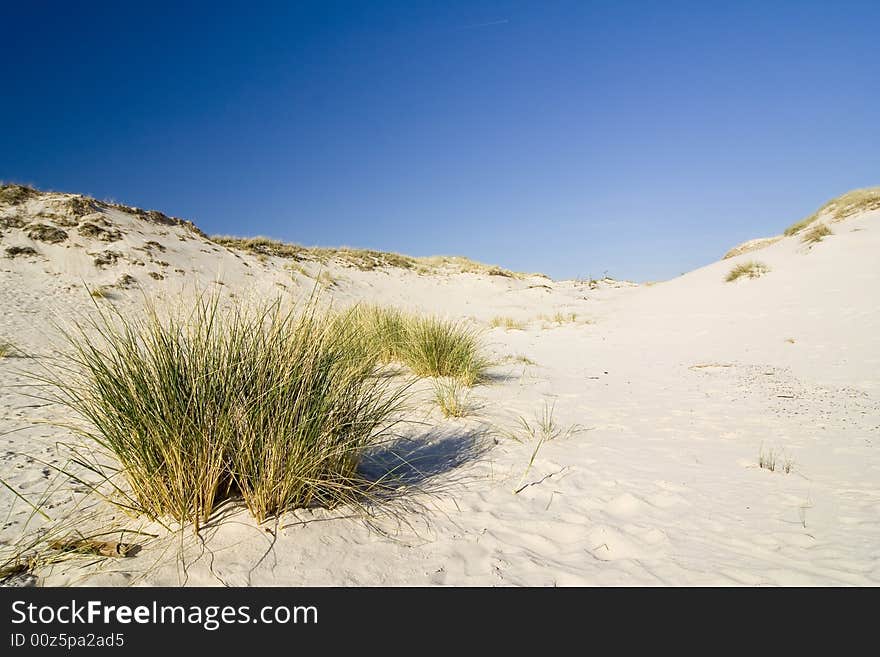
(1, 185), (877, 586)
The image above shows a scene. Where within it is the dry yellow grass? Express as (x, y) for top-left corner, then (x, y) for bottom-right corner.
(725, 261), (769, 282)
(350, 305), (489, 386)
(784, 187), (880, 236)
(801, 223), (832, 244)
(213, 236), (540, 278)
(489, 316), (525, 330)
(432, 378), (472, 418)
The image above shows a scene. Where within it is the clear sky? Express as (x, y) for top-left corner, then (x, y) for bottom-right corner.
(2, 1), (877, 281)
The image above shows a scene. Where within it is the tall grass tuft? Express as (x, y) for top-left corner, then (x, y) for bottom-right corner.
(489, 316), (524, 330)
(349, 304), (409, 365)
(399, 315), (489, 386)
(38, 293), (408, 527)
(801, 223), (832, 244)
(432, 378), (471, 418)
(350, 305), (489, 386)
(784, 186), (880, 236)
(725, 260), (769, 282)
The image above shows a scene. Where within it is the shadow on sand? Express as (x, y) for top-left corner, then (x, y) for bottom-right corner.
(360, 424), (493, 494)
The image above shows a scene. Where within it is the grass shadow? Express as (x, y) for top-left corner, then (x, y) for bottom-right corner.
(360, 425), (493, 494)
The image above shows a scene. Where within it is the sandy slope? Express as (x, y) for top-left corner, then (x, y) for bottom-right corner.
(1, 189), (877, 586)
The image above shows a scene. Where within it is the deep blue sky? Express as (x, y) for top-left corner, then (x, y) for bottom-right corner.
(2, 1), (877, 281)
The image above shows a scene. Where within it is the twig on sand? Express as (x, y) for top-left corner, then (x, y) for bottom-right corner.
(514, 466), (569, 495)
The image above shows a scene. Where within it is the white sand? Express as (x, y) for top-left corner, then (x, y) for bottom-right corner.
(1, 189), (878, 586)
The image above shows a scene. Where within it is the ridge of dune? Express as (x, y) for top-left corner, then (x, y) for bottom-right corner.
(0, 183), (545, 287)
(722, 186), (880, 260)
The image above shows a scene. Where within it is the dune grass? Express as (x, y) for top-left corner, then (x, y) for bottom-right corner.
(725, 260), (769, 282)
(212, 235), (417, 271)
(31, 294), (488, 528)
(5, 245), (39, 258)
(0, 341), (14, 358)
(489, 316), (525, 330)
(784, 187), (880, 236)
(26, 223), (69, 244)
(212, 235), (540, 277)
(801, 223), (832, 244)
(397, 315), (489, 386)
(759, 445), (793, 474)
(509, 401), (581, 494)
(0, 183), (39, 205)
(37, 294), (410, 527)
(348, 305), (409, 365)
(350, 305), (489, 386)
(432, 378), (472, 418)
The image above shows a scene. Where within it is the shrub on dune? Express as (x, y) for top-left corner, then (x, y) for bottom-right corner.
(783, 186), (880, 236)
(489, 316), (524, 330)
(801, 223), (832, 244)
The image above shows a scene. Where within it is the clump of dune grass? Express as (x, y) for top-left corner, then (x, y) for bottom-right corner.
(78, 222), (122, 242)
(432, 378), (472, 418)
(399, 315), (488, 386)
(784, 187), (880, 236)
(211, 235), (417, 271)
(758, 445), (793, 474)
(489, 316), (525, 330)
(35, 293), (409, 527)
(418, 255), (531, 279)
(725, 260), (769, 282)
(758, 446), (776, 472)
(0, 183), (39, 206)
(801, 223), (832, 244)
(214, 235), (538, 277)
(503, 400), (579, 445)
(350, 305), (489, 386)
(0, 478), (152, 586)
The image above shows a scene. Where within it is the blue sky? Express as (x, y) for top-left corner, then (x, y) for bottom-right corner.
(1, 1), (877, 281)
